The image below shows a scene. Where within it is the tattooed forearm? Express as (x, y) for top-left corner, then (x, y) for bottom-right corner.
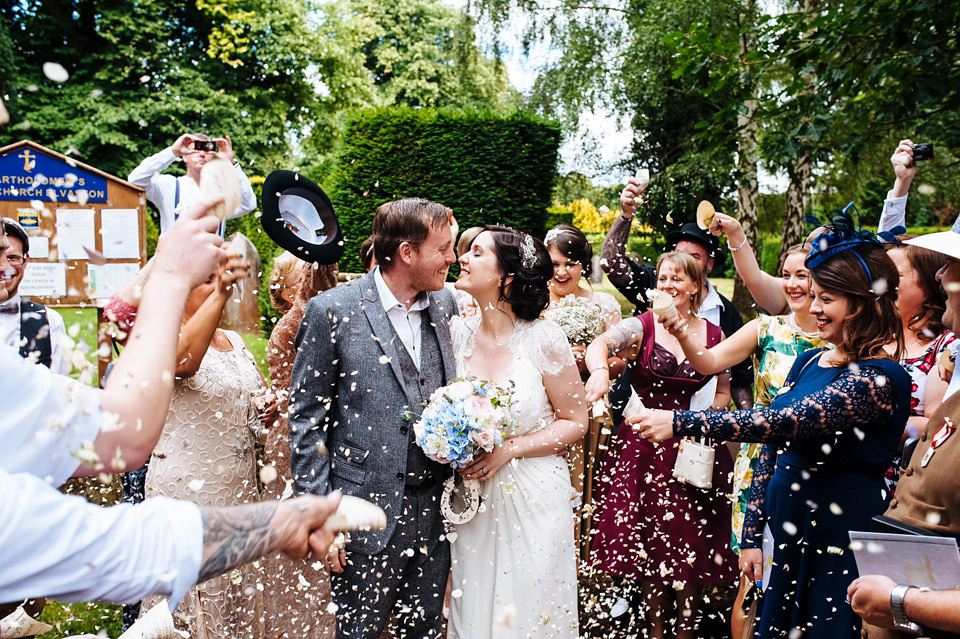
(603, 318), (643, 359)
(199, 502), (283, 582)
(600, 214), (633, 277)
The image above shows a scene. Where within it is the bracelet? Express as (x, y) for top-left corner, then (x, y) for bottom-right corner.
(589, 366), (609, 374)
(728, 237), (747, 252)
(135, 271), (148, 284)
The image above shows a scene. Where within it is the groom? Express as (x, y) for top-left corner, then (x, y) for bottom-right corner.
(289, 198), (458, 638)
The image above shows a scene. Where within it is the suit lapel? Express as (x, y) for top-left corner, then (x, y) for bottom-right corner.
(427, 291), (457, 384)
(359, 271), (420, 409)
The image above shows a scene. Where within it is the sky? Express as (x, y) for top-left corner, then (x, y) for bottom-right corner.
(450, 0), (788, 192)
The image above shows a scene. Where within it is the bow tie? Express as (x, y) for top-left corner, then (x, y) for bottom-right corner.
(0, 302), (17, 314)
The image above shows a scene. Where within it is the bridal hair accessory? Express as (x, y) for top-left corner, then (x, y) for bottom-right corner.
(544, 227), (563, 246)
(520, 233), (538, 269)
(804, 201), (904, 284)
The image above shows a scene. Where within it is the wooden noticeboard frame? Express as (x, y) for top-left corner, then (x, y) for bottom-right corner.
(1, 140), (148, 379)
(0, 140), (147, 307)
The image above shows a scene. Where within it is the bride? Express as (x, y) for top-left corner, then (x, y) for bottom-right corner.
(448, 225), (588, 638)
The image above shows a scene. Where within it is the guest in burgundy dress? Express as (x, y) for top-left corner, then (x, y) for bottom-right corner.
(584, 251), (738, 639)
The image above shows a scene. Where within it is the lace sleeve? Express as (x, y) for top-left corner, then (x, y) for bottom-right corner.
(673, 363), (899, 442)
(740, 443), (776, 549)
(526, 319), (577, 377)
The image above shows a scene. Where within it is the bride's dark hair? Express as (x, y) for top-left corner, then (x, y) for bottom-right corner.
(483, 225), (552, 321)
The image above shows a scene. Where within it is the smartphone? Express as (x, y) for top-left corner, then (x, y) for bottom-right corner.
(194, 140), (218, 152)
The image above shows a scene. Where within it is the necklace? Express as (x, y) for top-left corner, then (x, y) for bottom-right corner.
(789, 314), (819, 340)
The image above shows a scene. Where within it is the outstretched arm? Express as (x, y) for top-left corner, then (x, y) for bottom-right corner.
(878, 139), (917, 233)
(584, 316), (644, 404)
(633, 363), (899, 443)
(199, 492), (341, 582)
(600, 179), (654, 307)
(661, 314), (760, 376)
(710, 213), (787, 315)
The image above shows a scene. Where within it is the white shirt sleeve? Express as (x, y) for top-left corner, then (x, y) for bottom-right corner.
(44, 307), (75, 376)
(878, 190), (908, 233)
(0, 346), (100, 486)
(0, 469), (202, 607)
(127, 148), (179, 232)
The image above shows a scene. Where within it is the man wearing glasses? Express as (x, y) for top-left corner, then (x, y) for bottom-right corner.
(0, 218), (72, 374)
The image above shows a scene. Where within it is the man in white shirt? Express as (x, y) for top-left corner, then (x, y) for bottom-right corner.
(128, 133), (257, 237)
(0, 197), (342, 607)
(0, 218), (73, 374)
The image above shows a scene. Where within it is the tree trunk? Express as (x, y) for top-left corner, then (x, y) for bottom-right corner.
(732, 0), (760, 318)
(779, 152), (811, 272)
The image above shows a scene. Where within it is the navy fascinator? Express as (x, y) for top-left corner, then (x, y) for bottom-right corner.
(804, 202), (904, 283)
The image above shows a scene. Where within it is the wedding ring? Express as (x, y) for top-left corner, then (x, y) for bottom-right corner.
(481, 467), (488, 475)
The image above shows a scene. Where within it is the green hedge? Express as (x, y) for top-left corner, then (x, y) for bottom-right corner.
(323, 108), (561, 274)
(546, 206), (574, 229)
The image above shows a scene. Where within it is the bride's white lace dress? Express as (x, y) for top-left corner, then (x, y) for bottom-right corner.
(448, 314), (580, 638)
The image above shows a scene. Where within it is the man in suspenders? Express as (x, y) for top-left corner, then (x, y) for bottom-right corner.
(128, 133), (257, 238)
(0, 218), (72, 374)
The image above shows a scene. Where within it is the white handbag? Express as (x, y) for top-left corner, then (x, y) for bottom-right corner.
(672, 437), (715, 489)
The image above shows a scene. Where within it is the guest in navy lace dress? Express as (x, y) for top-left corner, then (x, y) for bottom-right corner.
(635, 210), (912, 639)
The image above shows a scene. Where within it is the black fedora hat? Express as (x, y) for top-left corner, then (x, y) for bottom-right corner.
(665, 222), (719, 257)
(261, 170), (344, 265)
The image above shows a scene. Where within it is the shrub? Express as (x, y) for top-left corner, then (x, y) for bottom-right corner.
(322, 107), (561, 274)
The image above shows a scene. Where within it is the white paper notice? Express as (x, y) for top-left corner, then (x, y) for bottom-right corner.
(849, 531), (960, 589)
(101, 208), (141, 259)
(28, 235), (49, 259)
(56, 208), (96, 260)
(88, 262), (140, 299)
(19, 262), (67, 297)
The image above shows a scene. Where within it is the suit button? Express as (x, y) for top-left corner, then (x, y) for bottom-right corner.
(890, 499), (898, 509)
(921, 432), (927, 441)
(420, 378), (427, 385)
(905, 467), (914, 477)
(397, 472), (404, 481)
(400, 425), (408, 434)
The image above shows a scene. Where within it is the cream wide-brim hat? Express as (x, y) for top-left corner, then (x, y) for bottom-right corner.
(904, 222), (960, 261)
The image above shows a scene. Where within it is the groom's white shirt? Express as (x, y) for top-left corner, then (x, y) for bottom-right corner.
(375, 266), (429, 370)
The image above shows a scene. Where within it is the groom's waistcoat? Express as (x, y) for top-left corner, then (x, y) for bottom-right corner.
(394, 316), (447, 486)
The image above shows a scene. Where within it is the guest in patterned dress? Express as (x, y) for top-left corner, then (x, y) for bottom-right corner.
(135, 255), (277, 639)
(635, 213), (912, 639)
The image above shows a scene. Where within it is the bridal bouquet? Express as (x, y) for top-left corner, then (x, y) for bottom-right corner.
(413, 378), (516, 468)
(543, 295), (605, 346)
(411, 378), (517, 525)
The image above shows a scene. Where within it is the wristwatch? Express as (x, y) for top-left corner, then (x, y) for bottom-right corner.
(890, 584), (924, 636)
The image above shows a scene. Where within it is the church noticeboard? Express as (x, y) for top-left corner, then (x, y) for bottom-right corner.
(0, 140), (146, 306)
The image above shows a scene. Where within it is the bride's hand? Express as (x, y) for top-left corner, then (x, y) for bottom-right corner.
(459, 441), (517, 482)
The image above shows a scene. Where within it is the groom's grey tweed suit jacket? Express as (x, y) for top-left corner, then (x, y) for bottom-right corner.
(288, 269), (457, 554)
